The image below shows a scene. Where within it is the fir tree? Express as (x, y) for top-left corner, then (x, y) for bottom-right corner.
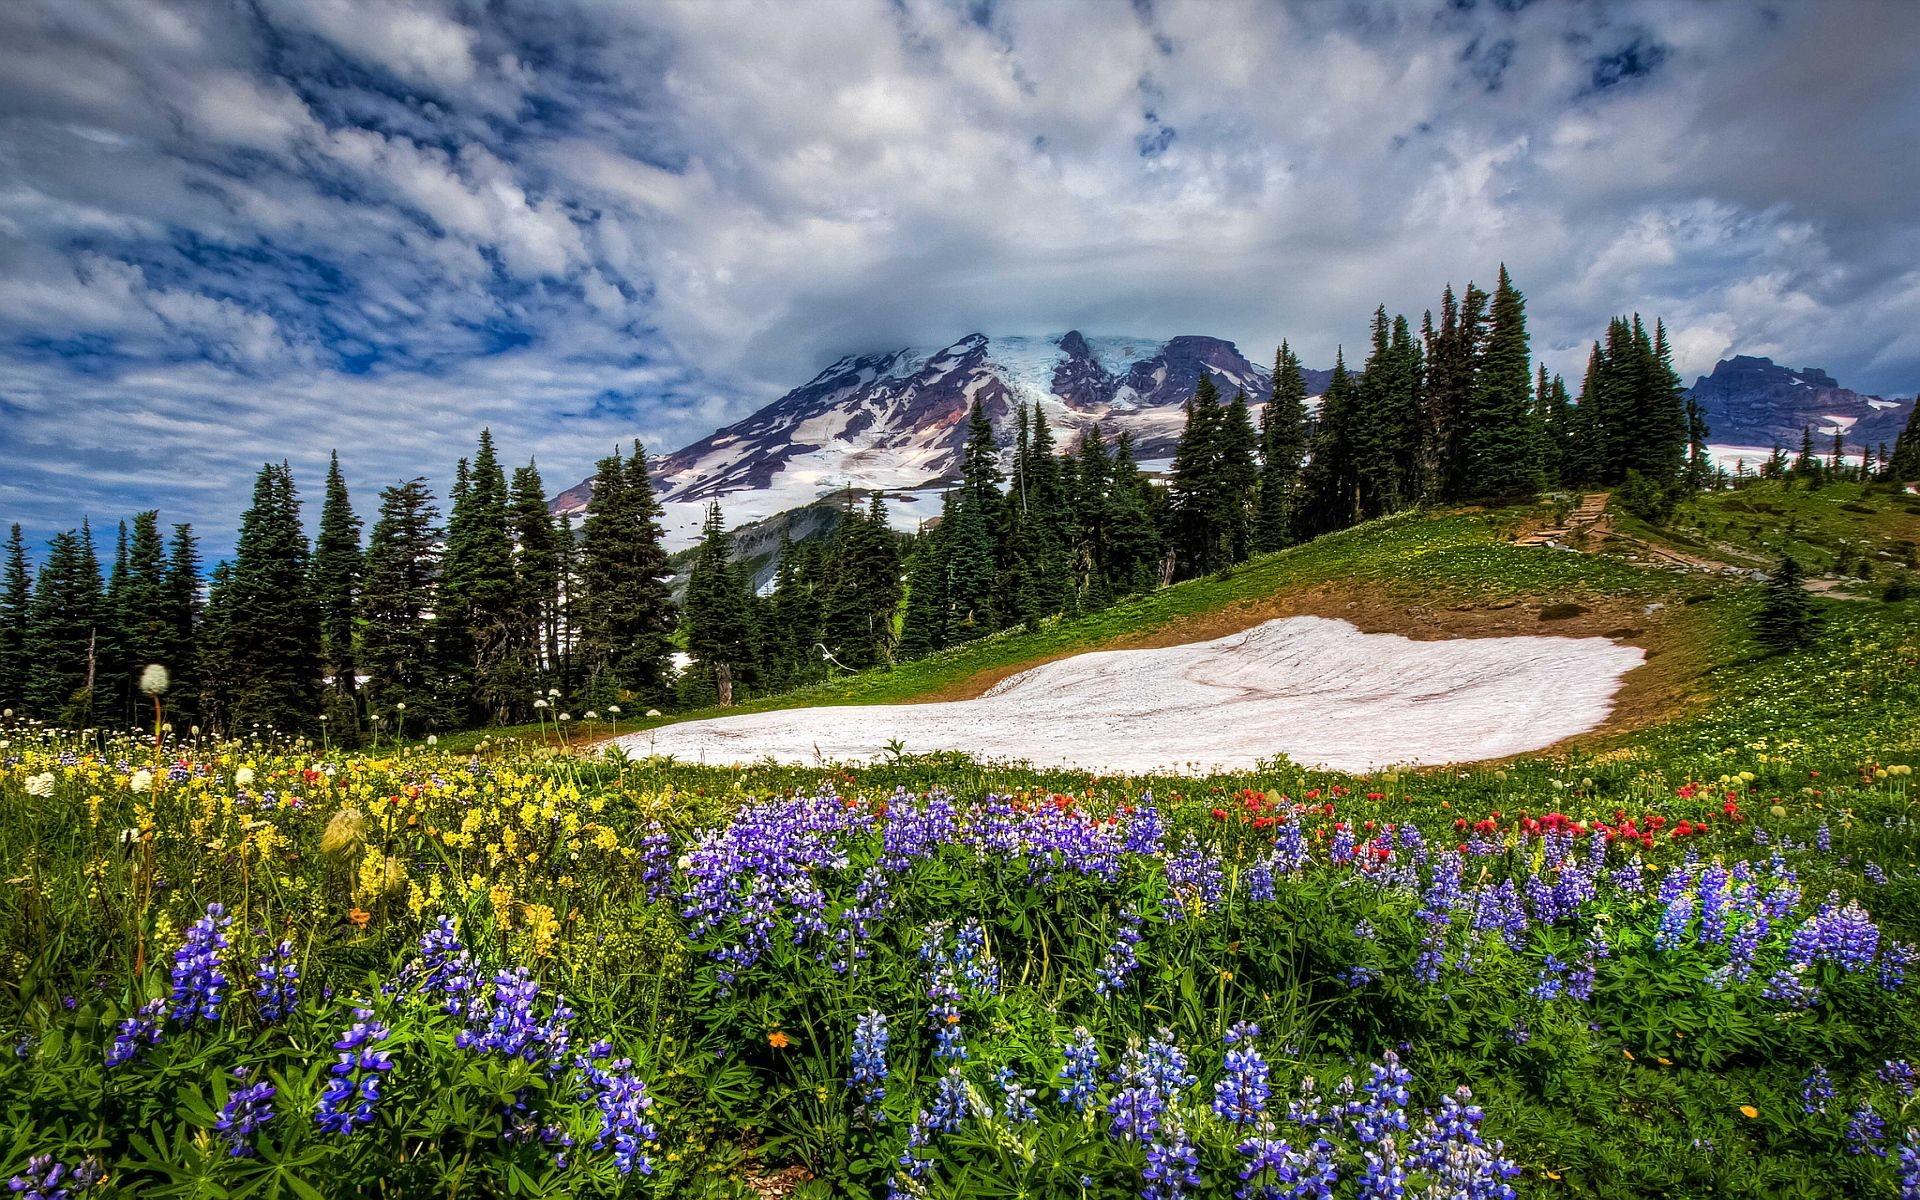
(1105, 432), (1164, 593)
(225, 463), (321, 736)
(1255, 342), (1310, 552)
(820, 493), (901, 669)
(1298, 350), (1357, 535)
(1217, 389), (1260, 562)
(1167, 374), (1229, 576)
(766, 532), (825, 685)
(683, 503), (758, 705)
(1685, 396), (1713, 492)
(577, 443), (675, 703)
(161, 524), (202, 728)
(116, 511), (171, 723)
(509, 461), (561, 706)
(0, 525), (29, 711)
(1792, 426), (1820, 481)
(947, 402), (1004, 637)
(1461, 265), (1541, 498)
(898, 510), (950, 661)
(360, 478), (441, 736)
(437, 429), (519, 723)
(1755, 555), (1818, 651)
(24, 526), (104, 722)
(1890, 394), (1920, 482)
(312, 452), (363, 733)
(197, 562), (235, 735)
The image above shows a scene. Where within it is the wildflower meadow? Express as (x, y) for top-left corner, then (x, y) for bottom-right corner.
(3, 641), (1919, 1200)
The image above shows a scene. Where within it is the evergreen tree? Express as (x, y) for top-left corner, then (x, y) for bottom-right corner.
(898, 510), (950, 661)
(577, 443), (675, 703)
(1167, 375), (1232, 576)
(1105, 432), (1164, 593)
(683, 503), (758, 704)
(360, 478), (441, 736)
(1217, 389), (1260, 562)
(766, 532), (825, 685)
(947, 402), (1004, 637)
(1890, 394), (1920, 482)
(197, 561), (234, 734)
(1352, 308), (1423, 517)
(312, 452), (363, 735)
(820, 493), (901, 669)
(1298, 350), (1358, 535)
(225, 464), (321, 736)
(509, 462), (561, 708)
(102, 520), (131, 721)
(0, 525), (29, 712)
(116, 511), (171, 724)
(24, 526), (104, 722)
(1684, 397), (1713, 492)
(1255, 342), (1310, 552)
(1461, 265), (1541, 498)
(161, 525), (202, 729)
(1755, 555), (1818, 651)
(1792, 426), (1820, 481)
(437, 430), (519, 723)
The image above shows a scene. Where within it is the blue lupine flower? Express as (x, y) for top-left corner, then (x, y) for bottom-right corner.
(170, 902), (232, 1025)
(1163, 835), (1225, 920)
(1213, 1029), (1270, 1126)
(998, 1065), (1039, 1124)
(315, 1010), (394, 1135)
(927, 1067), (970, 1133)
(105, 997), (167, 1068)
(582, 1057), (657, 1176)
(850, 1010), (889, 1107)
(1847, 1106), (1886, 1157)
(4, 1154), (103, 1199)
(1879, 1060), (1918, 1098)
(1096, 910), (1145, 996)
(1057, 1027), (1100, 1112)
(1141, 1127), (1201, 1200)
(216, 1068), (277, 1157)
(1801, 1066), (1834, 1114)
(252, 940), (298, 1023)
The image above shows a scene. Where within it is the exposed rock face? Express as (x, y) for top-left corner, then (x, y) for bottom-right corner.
(1688, 355), (1911, 448)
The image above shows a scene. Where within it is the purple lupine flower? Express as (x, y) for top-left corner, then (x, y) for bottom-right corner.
(1096, 909), (1144, 996)
(850, 1010), (889, 1107)
(998, 1065), (1039, 1124)
(315, 1010), (394, 1135)
(170, 902), (232, 1025)
(637, 822), (672, 901)
(4, 1154), (103, 1199)
(581, 1057), (657, 1176)
(1163, 835), (1224, 920)
(105, 997), (167, 1068)
(1141, 1127), (1201, 1200)
(1879, 1060), (1918, 1098)
(927, 1067), (970, 1134)
(1057, 1027), (1100, 1112)
(252, 940), (298, 1023)
(1655, 892), (1694, 951)
(216, 1068), (277, 1157)
(1847, 1106), (1887, 1157)
(1801, 1066), (1834, 1114)
(1899, 1131), (1920, 1200)
(1213, 1024), (1269, 1126)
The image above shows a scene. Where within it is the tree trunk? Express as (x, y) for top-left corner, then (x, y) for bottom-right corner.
(715, 663), (733, 708)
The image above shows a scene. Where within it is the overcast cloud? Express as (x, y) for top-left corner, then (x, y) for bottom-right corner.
(3, 0), (1918, 556)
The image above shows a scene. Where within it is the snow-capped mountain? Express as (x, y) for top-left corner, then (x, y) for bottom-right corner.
(1688, 355), (1911, 449)
(555, 332), (1326, 548)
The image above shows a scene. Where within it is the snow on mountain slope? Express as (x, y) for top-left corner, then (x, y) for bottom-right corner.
(555, 331), (1318, 547)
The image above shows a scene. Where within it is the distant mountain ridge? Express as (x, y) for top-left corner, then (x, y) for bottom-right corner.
(1687, 355), (1911, 448)
(554, 332), (1328, 543)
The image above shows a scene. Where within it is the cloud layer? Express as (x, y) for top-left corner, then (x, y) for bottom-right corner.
(3, 0), (1917, 556)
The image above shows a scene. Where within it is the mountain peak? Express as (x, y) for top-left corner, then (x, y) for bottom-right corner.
(1688, 356), (1909, 446)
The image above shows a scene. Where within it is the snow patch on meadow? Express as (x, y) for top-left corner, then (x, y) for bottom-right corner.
(615, 616), (1645, 773)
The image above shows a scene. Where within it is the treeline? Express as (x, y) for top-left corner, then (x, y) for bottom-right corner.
(0, 436), (681, 740)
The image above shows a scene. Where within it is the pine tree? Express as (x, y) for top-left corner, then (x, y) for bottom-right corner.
(946, 402), (1004, 637)
(360, 478), (441, 736)
(225, 463), (321, 736)
(0, 525), (30, 712)
(898, 510), (950, 661)
(577, 443), (675, 703)
(1167, 374), (1226, 576)
(24, 526), (104, 722)
(437, 430), (519, 723)
(1461, 265), (1541, 498)
(1891, 396), (1920, 483)
(197, 562), (234, 733)
(766, 532), (824, 685)
(1684, 397), (1713, 492)
(820, 493), (901, 669)
(161, 525), (202, 729)
(509, 462), (561, 708)
(1793, 426), (1820, 481)
(1105, 432), (1164, 593)
(1217, 390), (1260, 562)
(312, 452), (363, 735)
(117, 512), (171, 722)
(1298, 350), (1357, 535)
(1755, 555), (1817, 650)
(1255, 342), (1310, 551)
(683, 503), (758, 704)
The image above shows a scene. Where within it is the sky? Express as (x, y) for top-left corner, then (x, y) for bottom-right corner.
(3, 0), (1919, 559)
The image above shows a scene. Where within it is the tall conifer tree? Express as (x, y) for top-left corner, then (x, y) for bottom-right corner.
(312, 452), (363, 732)
(0, 525), (29, 711)
(1461, 265), (1541, 498)
(225, 463), (321, 735)
(1256, 342), (1310, 552)
(360, 478), (441, 735)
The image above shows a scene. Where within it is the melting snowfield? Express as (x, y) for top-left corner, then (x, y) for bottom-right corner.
(617, 616), (1645, 774)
